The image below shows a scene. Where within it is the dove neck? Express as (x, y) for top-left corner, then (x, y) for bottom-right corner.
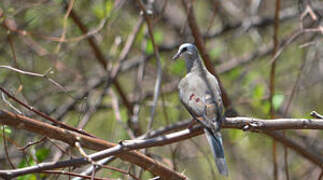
(185, 57), (205, 73)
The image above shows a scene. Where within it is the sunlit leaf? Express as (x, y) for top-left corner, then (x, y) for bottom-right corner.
(145, 40), (153, 54)
(17, 174), (37, 180)
(253, 84), (264, 100)
(153, 30), (163, 44)
(105, 0), (113, 17)
(36, 148), (50, 162)
(0, 125), (12, 135)
(92, 3), (105, 19)
(273, 94), (284, 111)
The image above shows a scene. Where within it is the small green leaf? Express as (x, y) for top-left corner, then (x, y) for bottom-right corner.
(227, 68), (241, 81)
(273, 94), (284, 110)
(263, 101), (271, 113)
(145, 40), (153, 54)
(153, 31), (163, 44)
(0, 125), (12, 135)
(36, 148), (50, 162)
(105, 0), (113, 17)
(253, 85), (265, 100)
(228, 129), (244, 141)
(17, 174), (37, 180)
(92, 3), (105, 19)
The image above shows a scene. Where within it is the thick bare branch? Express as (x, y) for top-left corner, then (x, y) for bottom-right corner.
(0, 110), (186, 180)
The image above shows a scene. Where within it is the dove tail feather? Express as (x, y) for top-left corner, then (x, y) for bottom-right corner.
(204, 129), (229, 176)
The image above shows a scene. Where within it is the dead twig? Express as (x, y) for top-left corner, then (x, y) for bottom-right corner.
(0, 86), (94, 137)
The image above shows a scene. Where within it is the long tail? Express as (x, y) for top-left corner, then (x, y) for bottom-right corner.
(204, 129), (229, 176)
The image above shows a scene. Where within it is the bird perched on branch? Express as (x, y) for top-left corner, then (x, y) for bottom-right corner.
(173, 43), (228, 176)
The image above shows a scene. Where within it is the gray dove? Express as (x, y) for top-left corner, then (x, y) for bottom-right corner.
(173, 43), (228, 176)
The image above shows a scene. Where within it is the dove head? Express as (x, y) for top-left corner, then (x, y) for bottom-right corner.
(172, 43), (199, 60)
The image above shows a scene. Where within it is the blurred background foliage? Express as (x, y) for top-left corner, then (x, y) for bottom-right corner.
(0, 0), (322, 179)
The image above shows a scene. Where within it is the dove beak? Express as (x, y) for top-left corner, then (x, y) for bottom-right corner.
(172, 51), (182, 60)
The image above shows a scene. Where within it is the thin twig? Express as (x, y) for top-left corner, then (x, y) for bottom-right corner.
(71, 157), (115, 180)
(0, 86), (94, 137)
(41, 170), (110, 180)
(135, 0), (163, 131)
(55, 0), (75, 53)
(269, 0), (281, 179)
(18, 136), (47, 151)
(2, 125), (16, 169)
(109, 89), (135, 139)
(0, 65), (70, 95)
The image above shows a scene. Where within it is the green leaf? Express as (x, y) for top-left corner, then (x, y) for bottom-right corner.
(105, 0), (113, 17)
(0, 125), (12, 135)
(153, 31), (163, 44)
(263, 101), (271, 114)
(227, 68), (241, 81)
(273, 94), (284, 111)
(36, 148), (50, 162)
(253, 85), (265, 100)
(17, 174), (37, 180)
(228, 129), (245, 141)
(145, 31), (164, 54)
(145, 40), (153, 54)
(92, 3), (105, 19)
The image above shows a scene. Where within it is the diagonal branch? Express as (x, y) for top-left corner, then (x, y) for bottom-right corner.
(135, 0), (163, 131)
(0, 109), (186, 180)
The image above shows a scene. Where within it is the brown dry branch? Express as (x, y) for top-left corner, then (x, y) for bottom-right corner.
(270, 0), (281, 179)
(0, 109), (186, 180)
(135, 0), (163, 131)
(0, 86), (94, 137)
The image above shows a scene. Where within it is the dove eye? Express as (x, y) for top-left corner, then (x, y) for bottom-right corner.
(181, 47), (187, 52)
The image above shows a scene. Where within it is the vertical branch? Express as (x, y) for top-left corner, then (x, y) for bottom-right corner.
(55, 0), (75, 53)
(270, 0), (281, 179)
(2, 125), (16, 169)
(135, 0), (163, 131)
